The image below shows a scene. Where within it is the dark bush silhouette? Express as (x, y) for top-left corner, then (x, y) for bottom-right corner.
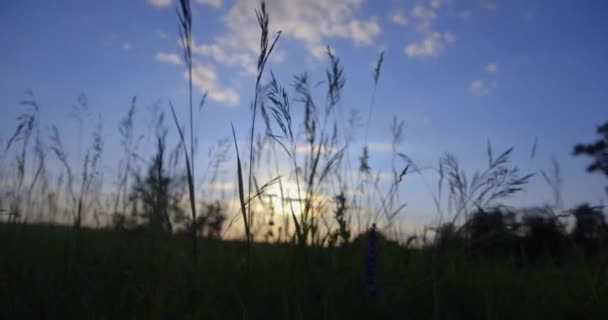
(351, 226), (401, 250)
(434, 223), (466, 253)
(468, 208), (518, 261)
(571, 204), (607, 258)
(518, 208), (567, 265)
(191, 200), (227, 239)
(430, 206), (597, 265)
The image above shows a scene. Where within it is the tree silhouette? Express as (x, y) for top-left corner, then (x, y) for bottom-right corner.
(131, 132), (176, 233)
(574, 121), (608, 193)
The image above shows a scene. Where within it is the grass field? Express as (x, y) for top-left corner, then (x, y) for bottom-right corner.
(2, 223), (606, 320)
(2, 1), (608, 319)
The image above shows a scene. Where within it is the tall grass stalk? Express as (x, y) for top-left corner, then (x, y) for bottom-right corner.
(265, 49), (349, 245)
(5, 90), (40, 222)
(244, 1), (281, 244)
(112, 97), (138, 221)
(231, 124), (250, 246)
(74, 115), (103, 228)
(171, 0), (198, 256)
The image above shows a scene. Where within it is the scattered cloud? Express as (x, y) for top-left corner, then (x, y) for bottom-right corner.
(122, 42), (132, 50)
(194, 0), (381, 75)
(310, 45), (332, 60)
(188, 64), (239, 105)
(471, 63), (499, 95)
(192, 40), (257, 75)
(390, 10), (407, 26)
(148, 0), (171, 9)
(443, 31), (456, 43)
(486, 63), (498, 74)
(347, 18), (381, 46)
(412, 5), (437, 32)
(269, 49), (286, 64)
(470, 80), (486, 96)
(470, 79), (497, 96)
(404, 1), (455, 58)
(155, 52), (182, 65)
(404, 32), (454, 58)
(195, 0), (222, 8)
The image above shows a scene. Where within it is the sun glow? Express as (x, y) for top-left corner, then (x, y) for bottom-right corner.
(254, 180), (337, 219)
(262, 181), (305, 216)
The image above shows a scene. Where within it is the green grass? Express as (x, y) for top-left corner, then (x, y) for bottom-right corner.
(1, 223), (606, 320)
(1, 2), (607, 319)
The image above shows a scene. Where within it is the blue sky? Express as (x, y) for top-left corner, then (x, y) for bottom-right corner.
(1, 0), (607, 227)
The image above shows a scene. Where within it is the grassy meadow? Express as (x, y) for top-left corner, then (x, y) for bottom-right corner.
(1, 1), (608, 319)
(2, 223), (606, 319)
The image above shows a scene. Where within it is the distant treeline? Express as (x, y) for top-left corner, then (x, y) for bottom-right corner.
(432, 204), (607, 264)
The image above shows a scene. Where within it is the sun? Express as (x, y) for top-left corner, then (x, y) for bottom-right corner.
(263, 181), (304, 216)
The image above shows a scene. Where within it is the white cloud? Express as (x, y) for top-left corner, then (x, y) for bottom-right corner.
(412, 4), (436, 19)
(486, 63), (498, 74)
(194, 0), (381, 74)
(405, 32), (454, 58)
(470, 79), (497, 96)
(270, 49), (286, 63)
(412, 5), (436, 32)
(470, 63), (499, 96)
(470, 80), (486, 96)
(443, 31), (456, 43)
(390, 10), (407, 26)
(310, 45), (330, 59)
(192, 40), (257, 75)
(347, 18), (381, 46)
(122, 42), (132, 50)
(404, 34), (438, 57)
(404, 2), (455, 58)
(196, 0), (222, 8)
(156, 52), (182, 65)
(148, 0), (172, 8)
(189, 64), (239, 105)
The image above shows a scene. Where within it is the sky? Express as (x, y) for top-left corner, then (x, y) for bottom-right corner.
(1, 0), (607, 229)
